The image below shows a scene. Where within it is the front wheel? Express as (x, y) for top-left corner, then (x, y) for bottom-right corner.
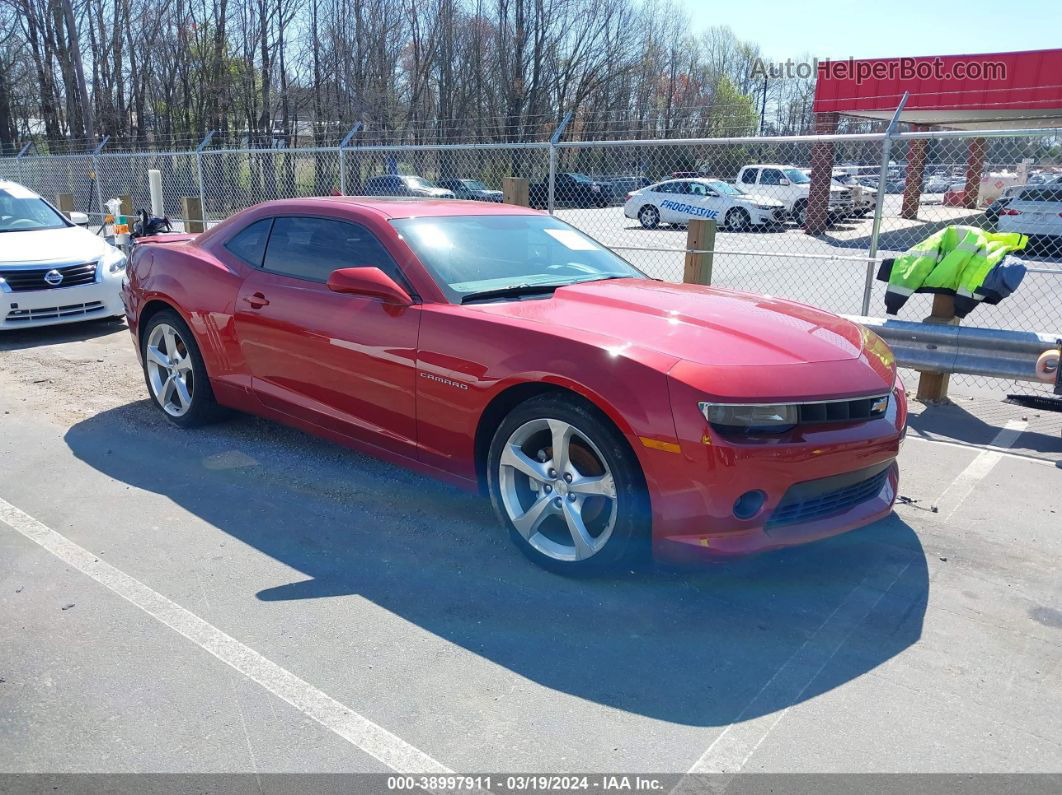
(487, 395), (649, 574)
(792, 199), (808, 227)
(725, 207), (751, 232)
(141, 309), (225, 427)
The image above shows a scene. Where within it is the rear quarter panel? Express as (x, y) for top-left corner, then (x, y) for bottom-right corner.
(126, 239), (246, 393)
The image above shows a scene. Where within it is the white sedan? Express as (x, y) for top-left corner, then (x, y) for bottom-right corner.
(0, 180), (127, 329)
(996, 185), (1062, 250)
(624, 178), (786, 230)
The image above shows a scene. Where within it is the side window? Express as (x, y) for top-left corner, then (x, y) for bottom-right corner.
(761, 169), (783, 185)
(224, 218), (273, 267)
(740, 169), (758, 185)
(656, 182), (677, 194)
(262, 217), (403, 285)
(688, 182), (708, 197)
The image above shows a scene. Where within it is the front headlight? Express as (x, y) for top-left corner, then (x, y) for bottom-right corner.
(103, 250), (127, 274)
(699, 402), (799, 433)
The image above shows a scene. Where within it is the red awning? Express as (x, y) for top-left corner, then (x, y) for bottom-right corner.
(812, 49), (1062, 129)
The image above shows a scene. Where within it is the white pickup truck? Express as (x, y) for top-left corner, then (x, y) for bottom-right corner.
(735, 164), (853, 225)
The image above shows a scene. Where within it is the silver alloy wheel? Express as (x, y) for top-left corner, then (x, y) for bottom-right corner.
(639, 205), (659, 228)
(498, 418), (618, 562)
(726, 208), (750, 231)
(145, 323), (194, 417)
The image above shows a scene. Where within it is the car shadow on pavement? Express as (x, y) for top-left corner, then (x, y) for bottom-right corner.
(0, 316), (125, 351)
(65, 401), (928, 728)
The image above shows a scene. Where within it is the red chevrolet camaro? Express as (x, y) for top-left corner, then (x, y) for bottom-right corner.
(122, 197), (906, 573)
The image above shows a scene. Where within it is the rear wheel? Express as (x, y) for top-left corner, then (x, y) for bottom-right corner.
(141, 309), (225, 428)
(487, 395), (649, 574)
(638, 205), (660, 229)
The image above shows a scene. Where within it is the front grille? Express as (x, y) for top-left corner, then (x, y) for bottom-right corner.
(767, 462), (892, 529)
(797, 395), (888, 425)
(0, 261), (98, 292)
(5, 301), (105, 323)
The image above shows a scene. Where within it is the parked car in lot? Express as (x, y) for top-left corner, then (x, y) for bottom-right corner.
(624, 177), (785, 230)
(362, 175), (455, 199)
(830, 169), (874, 216)
(603, 175), (652, 198)
(0, 179), (127, 329)
(529, 172), (613, 209)
(124, 196), (906, 572)
(924, 174), (951, 193)
(435, 178), (503, 202)
(996, 185), (1062, 251)
(736, 164), (852, 225)
(984, 184), (1026, 225)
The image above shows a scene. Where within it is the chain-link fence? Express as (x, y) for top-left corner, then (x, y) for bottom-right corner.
(3, 128), (1060, 397)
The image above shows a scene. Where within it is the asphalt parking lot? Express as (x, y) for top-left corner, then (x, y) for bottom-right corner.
(1, 319), (1061, 781)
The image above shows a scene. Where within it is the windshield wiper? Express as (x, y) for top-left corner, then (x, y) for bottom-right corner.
(460, 283), (568, 304)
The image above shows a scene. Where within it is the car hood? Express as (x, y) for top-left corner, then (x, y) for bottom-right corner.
(0, 226), (115, 265)
(465, 278), (895, 399)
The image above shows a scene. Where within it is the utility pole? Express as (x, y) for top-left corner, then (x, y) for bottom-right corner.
(759, 74), (768, 135)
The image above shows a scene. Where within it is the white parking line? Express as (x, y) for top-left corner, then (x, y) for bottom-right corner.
(932, 420), (1028, 521)
(677, 560), (910, 783)
(0, 496), (451, 775)
(905, 433), (1058, 468)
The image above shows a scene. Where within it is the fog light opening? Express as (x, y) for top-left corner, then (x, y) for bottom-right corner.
(733, 490), (767, 520)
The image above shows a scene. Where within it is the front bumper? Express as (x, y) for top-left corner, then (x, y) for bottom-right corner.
(643, 378), (907, 565)
(655, 461), (898, 564)
(750, 207), (786, 225)
(0, 277), (124, 330)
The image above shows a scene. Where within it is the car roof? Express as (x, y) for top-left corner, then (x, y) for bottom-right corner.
(245, 196), (539, 219)
(0, 179), (41, 198)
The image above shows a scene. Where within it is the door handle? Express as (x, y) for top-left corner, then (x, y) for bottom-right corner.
(243, 292), (270, 309)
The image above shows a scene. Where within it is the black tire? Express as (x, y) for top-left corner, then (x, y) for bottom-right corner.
(725, 207), (751, 232)
(792, 199), (808, 227)
(486, 394), (650, 575)
(140, 308), (226, 428)
(638, 204), (660, 229)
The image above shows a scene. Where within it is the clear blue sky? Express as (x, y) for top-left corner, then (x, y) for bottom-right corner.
(675, 0), (1062, 61)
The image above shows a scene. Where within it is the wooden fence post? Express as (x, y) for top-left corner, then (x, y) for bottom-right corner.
(503, 177), (529, 207)
(181, 196), (205, 233)
(915, 293), (959, 403)
(683, 219), (716, 285)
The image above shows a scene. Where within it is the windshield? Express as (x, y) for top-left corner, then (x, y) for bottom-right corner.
(463, 180), (488, 190)
(403, 176), (435, 189)
(706, 180), (743, 196)
(567, 173), (592, 183)
(0, 191), (69, 232)
(391, 214), (644, 303)
(783, 168), (811, 184)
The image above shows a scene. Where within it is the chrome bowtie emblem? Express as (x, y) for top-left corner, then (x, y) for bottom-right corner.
(44, 269), (63, 286)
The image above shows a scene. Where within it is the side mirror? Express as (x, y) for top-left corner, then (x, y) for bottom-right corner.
(326, 266), (412, 305)
(778, 178), (791, 186)
(69, 211), (89, 226)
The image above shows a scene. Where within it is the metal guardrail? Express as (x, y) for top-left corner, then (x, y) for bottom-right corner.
(847, 315), (1061, 383)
